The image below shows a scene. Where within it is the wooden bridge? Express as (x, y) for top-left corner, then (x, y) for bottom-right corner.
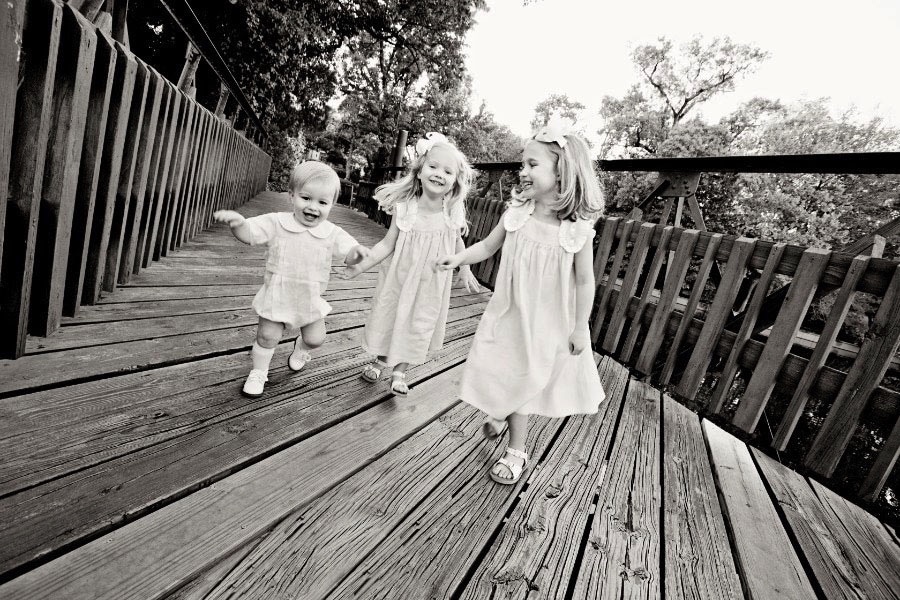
(1, 193), (898, 599)
(2, 0), (900, 597)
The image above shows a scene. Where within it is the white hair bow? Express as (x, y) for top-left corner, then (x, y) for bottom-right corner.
(415, 131), (448, 157)
(533, 119), (572, 148)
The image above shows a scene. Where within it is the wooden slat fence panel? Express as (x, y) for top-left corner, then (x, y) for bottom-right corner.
(0, 0), (270, 356)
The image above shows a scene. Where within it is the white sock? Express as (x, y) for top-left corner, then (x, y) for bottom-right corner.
(251, 342), (275, 372)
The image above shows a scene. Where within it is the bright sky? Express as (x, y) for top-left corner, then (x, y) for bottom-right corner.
(465, 0), (900, 141)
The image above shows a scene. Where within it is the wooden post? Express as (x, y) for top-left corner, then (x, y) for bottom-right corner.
(214, 82), (229, 117)
(109, 0), (128, 47)
(0, 0), (27, 275)
(177, 42), (200, 94)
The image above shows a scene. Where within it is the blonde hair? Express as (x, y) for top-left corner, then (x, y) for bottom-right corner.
(289, 160), (341, 201)
(528, 134), (604, 222)
(374, 141), (474, 234)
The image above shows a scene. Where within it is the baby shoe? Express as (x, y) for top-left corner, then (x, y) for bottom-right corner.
(242, 369), (268, 398)
(289, 338), (312, 372)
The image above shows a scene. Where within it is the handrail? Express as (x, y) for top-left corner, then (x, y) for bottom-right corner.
(157, 0), (267, 143)
(375, 151), (900, 175)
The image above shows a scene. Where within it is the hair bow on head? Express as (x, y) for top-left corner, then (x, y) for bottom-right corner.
(533, 119), (572, 148)
(415, 131), (449, 157)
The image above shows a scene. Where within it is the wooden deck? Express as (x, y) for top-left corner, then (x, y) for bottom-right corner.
(1, 193), (898, 599)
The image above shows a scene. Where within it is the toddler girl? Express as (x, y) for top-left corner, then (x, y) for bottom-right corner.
(436, 124), (606, 484)
(343, 132), (481, 396)
(214, 161), (368, 397)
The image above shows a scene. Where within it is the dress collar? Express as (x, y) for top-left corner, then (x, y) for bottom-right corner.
(277, 213), (335, 238)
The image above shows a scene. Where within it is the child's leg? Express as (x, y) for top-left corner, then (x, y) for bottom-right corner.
(491, 412), (528, 482)
(289, 318), (325, 371)
(244, 317), (285, 397)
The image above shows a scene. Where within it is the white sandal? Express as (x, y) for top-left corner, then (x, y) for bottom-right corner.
(361, 361), (384, 383)
(490, 447), (528, 485)
(390, 371), (409, 396)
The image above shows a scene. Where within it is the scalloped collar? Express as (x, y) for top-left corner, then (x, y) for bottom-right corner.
(396, 197), (465, 231)
(277, 213), (335, 238)
(503, 200), (593, 253)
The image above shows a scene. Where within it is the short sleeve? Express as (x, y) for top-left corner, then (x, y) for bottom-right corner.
(559, 218), (596, 253)
(332, 226), (360, 262)
(394, 199), (416, 232)
(503, 200), (534, 232)
(444, 199), (467, 232)
(242, 213), (280, 246)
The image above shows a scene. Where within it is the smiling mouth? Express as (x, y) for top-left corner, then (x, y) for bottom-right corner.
(301, 211), (319, 221)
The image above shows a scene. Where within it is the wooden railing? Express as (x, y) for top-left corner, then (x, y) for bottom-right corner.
(356, 152), (900, 505)
(0, 0), (271, 358)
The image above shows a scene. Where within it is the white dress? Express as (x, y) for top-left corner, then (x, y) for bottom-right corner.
(460, 200), (605, 418)
(363, 198), (465, 365)
(244, 213), (359, 330)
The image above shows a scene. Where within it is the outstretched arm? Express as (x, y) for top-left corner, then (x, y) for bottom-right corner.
(213, 210), (255, 245)
(568, 242), (596, 355)
(435, 220), (506, 271)
(341, 218), (401, 278)
(453, 234), (485, 293)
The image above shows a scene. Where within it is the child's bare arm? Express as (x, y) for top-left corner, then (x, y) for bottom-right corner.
(453, 234), (484, 292)
(436, 221), (506, 270)
(213, 210), (255, 245)
(569, 242), (596, 354)
(341, 218), (401, 278)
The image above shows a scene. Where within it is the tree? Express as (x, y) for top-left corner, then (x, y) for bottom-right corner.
(530, 94), (587, 132)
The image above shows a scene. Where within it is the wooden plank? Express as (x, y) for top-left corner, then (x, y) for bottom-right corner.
(0, 367), (466, 599)
(28, 5), (97, 336)
(604, 222), (655, 354)
(702, 420), (816, 598)
(62, 30), (116, 316)
(660, 233), (723, 384)
(572, 379), (660, 599)
(731, 248), (831, 432)
(808, 479), (900, 590)
(708, 243), (786, 414)
(174, 108), (208, 248)
(592, 217), (622, 282)
(81, 41), (136, 304)
(635, 229), (698, 374)
(2, 298), (487, 396)
(860, 414), (900, 502)
(592, 219), (636, 343)
(459, 357), (629, 599)
(774, 254), (869, 450)
(677, 237), (757, 399)
(663, 398), (743, 599)
(177, 403), (496, 599)
(0, 0), (63, 358)
(99, 58), (149, 293)
(755, 448), (897, 599)
(159, 97), (195, 257)
(324, 418), (565, 598)
(621, 225), (674, 363)
(133, 80), (176, 272)
(116, 64), (163, 283)
(805, 264), (900, 477)
(143, 84), (182, 267)
(0, 0), (27, 273)
(150, 90), (188, 262)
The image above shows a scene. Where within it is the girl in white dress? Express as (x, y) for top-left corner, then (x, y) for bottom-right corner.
(436, 125), (605, 484)
(343, 133), (482, 396)
(214, 161), (368, 398)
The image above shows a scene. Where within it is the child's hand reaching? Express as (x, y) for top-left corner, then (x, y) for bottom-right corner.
(345, 245), (370, 266)
(455, 266), (484, 293)
(434, 254), (461, 272)
(568, 328), (590, 355)
(213, 210), (245, 227)
(341, 263), (365, 280)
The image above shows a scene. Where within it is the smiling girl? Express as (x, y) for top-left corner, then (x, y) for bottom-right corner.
(214, 161), (369, 397)
(342, 132), (480, 396)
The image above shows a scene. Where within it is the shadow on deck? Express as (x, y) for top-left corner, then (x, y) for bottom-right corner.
(0, 194), (897, 599)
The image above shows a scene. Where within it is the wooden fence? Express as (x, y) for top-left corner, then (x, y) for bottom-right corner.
(0, 0), (271, 358)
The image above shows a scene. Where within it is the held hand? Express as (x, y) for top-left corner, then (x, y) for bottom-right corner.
(213, 210), (245, 227)
(345, 245), (370, 266)
(568, 329), (590, 355)
(455, 267), (484, 293)
(434, 254), (461, 272)
(340, 263), (365, 280)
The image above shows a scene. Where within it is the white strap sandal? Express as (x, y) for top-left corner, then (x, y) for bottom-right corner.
(361, 361), (384, 383)
(390, 371), (409, 396)
(490, 447), (528, 485)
